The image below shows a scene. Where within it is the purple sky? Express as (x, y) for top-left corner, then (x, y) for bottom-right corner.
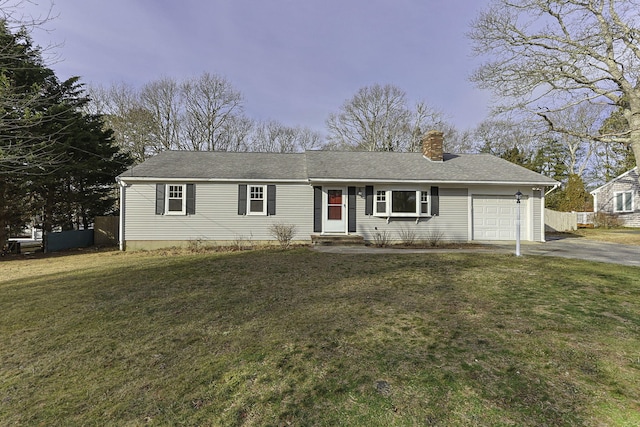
(24, 0), (492, 134)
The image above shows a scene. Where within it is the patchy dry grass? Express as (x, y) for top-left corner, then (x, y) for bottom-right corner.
(1, 248), (639, 426)
(570, 228), (640, 245)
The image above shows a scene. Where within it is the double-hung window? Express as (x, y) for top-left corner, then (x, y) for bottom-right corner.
(249, 185), (266, 215)
(167, 184), (186, 214)
(156, 183), (195, 215)
(238, 184), (275, 216)
(375, 190), (386, 215)
(615, 191), (633, 212)
(420, 191), (429, 214)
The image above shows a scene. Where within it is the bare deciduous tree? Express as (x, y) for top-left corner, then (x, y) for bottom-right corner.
(140, 77), (182, 152)
(544, 104), (602, 177)
(251, 120), (322, 153)
(91, 73), (255, 156)
(325, 84), (447, 152)
(181, 72), (244, 151)
(215, 114), (254, 152)
(87, 83), (156, 163)
(469, 0), (640, 171)
(473, 118), (540, 157)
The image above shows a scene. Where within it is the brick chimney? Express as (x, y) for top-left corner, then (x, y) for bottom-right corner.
(421, 130), (444, 162)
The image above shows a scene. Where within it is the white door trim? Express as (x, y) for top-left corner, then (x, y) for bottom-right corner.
(323, 187), (347, 234)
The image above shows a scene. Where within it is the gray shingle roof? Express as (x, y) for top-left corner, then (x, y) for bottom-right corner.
(118, 150), (558, 185)
(118, 151), (308, 180)
(305, 151), (558, 184)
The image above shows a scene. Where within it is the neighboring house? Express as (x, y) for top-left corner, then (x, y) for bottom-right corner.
(590, 167), (640, 227)
(116, 131), (559, 250)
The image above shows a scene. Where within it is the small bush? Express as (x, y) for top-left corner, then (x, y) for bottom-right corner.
(372, 229), (391, 247)
(426, 229), (444, 247)
(397, 226), (416, 245)
(233, 233), (254, 251)
(593, 212), (623, 229)
(186, 239), (206, 253)
(269, 223), (297, 249)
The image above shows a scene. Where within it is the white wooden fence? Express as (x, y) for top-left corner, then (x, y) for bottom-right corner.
(545, 209), (577, 232)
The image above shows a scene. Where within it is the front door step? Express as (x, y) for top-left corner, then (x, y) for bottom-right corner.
(311, 234), (365, 246)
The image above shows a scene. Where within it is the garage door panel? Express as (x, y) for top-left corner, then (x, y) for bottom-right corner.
(498, 218), (512, 227)
(485, 206), (498, 215)
(473, 195), (527, 241)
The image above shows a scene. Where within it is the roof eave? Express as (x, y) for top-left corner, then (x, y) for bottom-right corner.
(117, 176), (309, 184)
(308, 178), (559, 186)
(590, 166), (638, 195)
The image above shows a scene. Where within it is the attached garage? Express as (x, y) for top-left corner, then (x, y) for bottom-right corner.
(472, 195), (528, 241)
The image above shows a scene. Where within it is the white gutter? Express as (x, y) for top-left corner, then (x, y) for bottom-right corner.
(117, 177), (308, 184)
(118, 176), (559, 187)
(309, 178), (560, 186)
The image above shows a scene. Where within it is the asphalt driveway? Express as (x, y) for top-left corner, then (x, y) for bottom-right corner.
(516, 236), (640, 267)
(314, 237), (640, 267)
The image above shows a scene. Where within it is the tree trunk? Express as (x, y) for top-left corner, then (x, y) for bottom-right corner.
(0, 183), (8, 252)
(627, 98), (640, 178)
(42, 187), (56, 253)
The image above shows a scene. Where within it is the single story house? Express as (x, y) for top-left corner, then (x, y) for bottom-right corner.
(590, 167), (640, 227)
(116, 131), (559, 250)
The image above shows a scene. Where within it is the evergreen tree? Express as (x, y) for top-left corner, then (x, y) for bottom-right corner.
(546, 174), (593, 212)
(30, 77), (132, 236)
(0, 21), (132, 249)
(0, 20), (56, 249)
(530, 138), (569, 181)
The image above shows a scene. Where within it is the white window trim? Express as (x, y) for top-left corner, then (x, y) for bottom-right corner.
(374, 190), (387, 216)
(420, 191), (429, 215)
(614, 191), (634, 213)
(373, 188), (431, 217)
(248, 184), (267, 215)
(165, 184), (186, 215)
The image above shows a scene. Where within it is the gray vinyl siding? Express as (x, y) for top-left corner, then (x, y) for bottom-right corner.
(594, 168), (640, 227)
(125, 182), (313, 242)
(356, 187), (469, 242)
(533, 190), (542, 241)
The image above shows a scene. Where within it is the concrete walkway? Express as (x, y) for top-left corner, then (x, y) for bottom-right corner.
(313, 238), (640, 267)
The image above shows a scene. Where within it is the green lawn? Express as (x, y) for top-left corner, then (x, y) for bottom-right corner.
(571, 228), (640, 245)
(1, 248), (639, 426)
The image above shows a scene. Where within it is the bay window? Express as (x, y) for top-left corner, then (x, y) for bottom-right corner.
(374, 189), (431, 217)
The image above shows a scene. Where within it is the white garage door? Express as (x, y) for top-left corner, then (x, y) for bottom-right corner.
(472, 195), (527, 240)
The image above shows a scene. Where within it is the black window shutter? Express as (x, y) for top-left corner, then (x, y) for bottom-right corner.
(238, 184), (247, 215)
(267, 185), (276, 216)
(313, 186), (322, 233)
(186, 184), (196, 215)
(365, 185), (374, 215)
(430, 186), (439, 216)
(348, 186), (356, 232)
(155, 184), (165, 215)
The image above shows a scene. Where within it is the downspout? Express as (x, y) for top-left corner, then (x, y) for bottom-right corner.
(545, 183), (560, 196)
(118, 178), (126, 251)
